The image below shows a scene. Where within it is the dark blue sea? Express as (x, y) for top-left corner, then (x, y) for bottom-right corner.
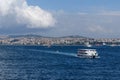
(0, 45), (120, 80)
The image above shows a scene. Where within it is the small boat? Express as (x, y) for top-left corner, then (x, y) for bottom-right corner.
(77, 49), (99, 58)
(84, 42), (92, 47)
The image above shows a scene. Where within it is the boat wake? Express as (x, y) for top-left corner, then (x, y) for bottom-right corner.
(30, 49), (77, 57)
(15, 48), (78, 58)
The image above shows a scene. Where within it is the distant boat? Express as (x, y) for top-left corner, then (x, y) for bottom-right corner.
(43, 44), (51, 47)
(85, 42), (92, 47)
(77, 49), (99, 58)
(47, 44), (51, 47)
(109, 44), (117, 47)
(102, 42), (106, 46)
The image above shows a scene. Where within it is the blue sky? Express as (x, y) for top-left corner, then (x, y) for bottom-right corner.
(28, 0), (120, 12)
(0, 0), (120, 38)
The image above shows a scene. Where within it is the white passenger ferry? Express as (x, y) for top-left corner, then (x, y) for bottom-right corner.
(77, 49), (99, 58)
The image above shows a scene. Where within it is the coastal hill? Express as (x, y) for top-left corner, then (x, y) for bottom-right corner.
(8, 34), (43, 38)
(8, 34), (88, 39)
(0, 34), (119, 46)
(60, 35), (89, 38)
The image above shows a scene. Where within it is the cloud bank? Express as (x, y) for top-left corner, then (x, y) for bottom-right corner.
(0, 0), (120, 38)
(0, 0), (55, 28)
(46, 11), (120, 38)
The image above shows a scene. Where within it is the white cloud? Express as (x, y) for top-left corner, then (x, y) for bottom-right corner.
(0, 0), (56, 28)
(88, 25), (112, 33)
(95, 11), (120, 16)
(78, 12), (88, 15)
(51, 11), (120, 38)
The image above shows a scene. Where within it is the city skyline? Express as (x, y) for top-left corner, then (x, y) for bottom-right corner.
(0, 0), (120, 38)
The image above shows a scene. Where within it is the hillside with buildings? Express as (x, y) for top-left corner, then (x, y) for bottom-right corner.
(0, 35), (120, 46)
